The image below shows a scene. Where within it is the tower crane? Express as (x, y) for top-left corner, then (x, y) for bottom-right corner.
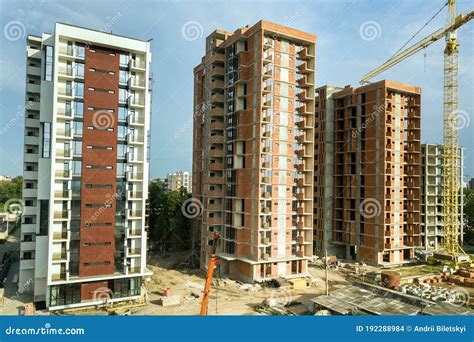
(360, 0), (473, 262)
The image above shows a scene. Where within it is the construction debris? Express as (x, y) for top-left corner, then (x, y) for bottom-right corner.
(159, 295), (181, 307)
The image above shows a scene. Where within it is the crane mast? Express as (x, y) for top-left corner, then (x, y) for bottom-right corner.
(442, 0), (462, 260)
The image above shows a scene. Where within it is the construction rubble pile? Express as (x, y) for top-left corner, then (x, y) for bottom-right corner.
(402, 283), (468, 305)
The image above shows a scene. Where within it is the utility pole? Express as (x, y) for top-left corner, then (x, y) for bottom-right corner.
(325, 249), (329, 296)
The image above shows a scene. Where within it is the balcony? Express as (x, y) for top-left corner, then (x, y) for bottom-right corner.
(128, 267), (141, 274)
(55, 170), (71, 179)
(261, 237), (271, 246)
(299, 48), (314, 60)
(53, 230), (68, 240)
(23, 170), (38, 179)
(209, 108), (224, 117)
(128, 77), (146, 89)
(25, 117), (40, 128)
(55, 149), (71, 159)
(58, 66), (74, 78)
(210, 121), (224, 130)
(127, 133), (144, 145)
(262, 207), (271, 214)
(127, 152), (143, 164)
(209, 162), (224, 171)
(51, 273), (66, 281)
(127, 171), (143, 182)
(262, 176), (271, 184)
(128, 115), (145, 126)
(129, 97), (145, 108)
(24, 153), (38, 163)
(56, 128), (72, 139)
(297, 62), (314, 74)
(262, 253), (270, 261)
(54, 210), (69, 220)
(127, 210), (143, 219)
(209, 177), (224, 185)
(208, 189), (223, 197)
(210, 79), (224, 90)
(209, 149), (224, 158)
(26, 83), (41, 93)
(130, 59), (146, 70)
(262, 161), (271, 168)
(210, 94), (225, 103)
(209, 66), (225, 78)
(296, 236), (304, 244)
(127, 248), (141, 257)
(54, 189), (71, 200)
(296, 251), (304, 257)
(128, 191), (143, 200)
(128, 228), (142, 237)
(261, 222), (271, 230)
(209, 53), (225, 65)
(207, 203), (222, 211)
(23, 188), (37, 198)
(52, 251), (67, 261)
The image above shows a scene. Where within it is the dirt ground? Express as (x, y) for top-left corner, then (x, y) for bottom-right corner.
(126, 252), (350, 316)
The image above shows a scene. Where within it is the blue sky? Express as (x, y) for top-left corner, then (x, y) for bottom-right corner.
(0, 0), (473, 180)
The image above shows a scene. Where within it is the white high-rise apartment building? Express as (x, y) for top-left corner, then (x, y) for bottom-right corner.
(166, 171), (192, 192)
(19, 23), (152, 310)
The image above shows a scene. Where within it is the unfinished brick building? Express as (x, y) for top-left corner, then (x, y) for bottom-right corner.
(314, 81), (421, 266)
(193, 21), (316, 281)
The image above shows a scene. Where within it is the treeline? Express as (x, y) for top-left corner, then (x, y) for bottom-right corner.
(147, 179), (192, 253)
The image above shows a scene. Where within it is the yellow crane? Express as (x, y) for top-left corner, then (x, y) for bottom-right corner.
(360, 1), (473, 263)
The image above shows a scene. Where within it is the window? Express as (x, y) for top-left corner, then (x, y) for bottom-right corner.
(65, 101), (71, 116)
(119, 53), (129, 67)
(119, 70), (129, 84)
(67, 41), (73, 56)
(73, 140), (82, 156)
(49, 284), (80, 307)
(44, 45), (54, 81)
(72, 160), (82, 176)
(74, 82), (84, 98)
(42, 123), (51, 158)
(73, 121), (83, 137)
(118, 107), (128, 121)
(66, 81), (72, 96)
(71, 180), (81, 197)
(117, 125), (127, 140)
(39, 200), (49, 235)
(119, 89), (128, 103)
(117, 144), (127, 159)
(75, 62), (84, 78)
(117, 162), (126, 178)
(76, 44), (85, 58)
(74, 102), (83, 118)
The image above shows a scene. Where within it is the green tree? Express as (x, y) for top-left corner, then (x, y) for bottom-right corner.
(147, 180), (192, 253)
(0, 176), (23, 209)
